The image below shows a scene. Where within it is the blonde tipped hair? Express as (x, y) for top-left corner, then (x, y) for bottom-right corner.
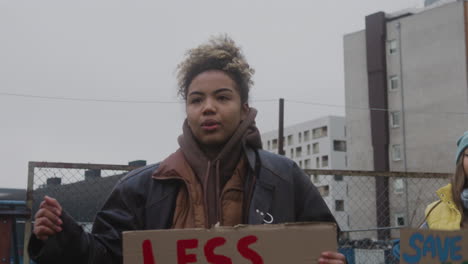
(176, 35), (255, 103)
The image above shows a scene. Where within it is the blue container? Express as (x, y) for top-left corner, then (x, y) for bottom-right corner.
(339, 247), (355, 264)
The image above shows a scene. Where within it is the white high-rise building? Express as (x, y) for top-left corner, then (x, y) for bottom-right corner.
(261, 116), (349, 230)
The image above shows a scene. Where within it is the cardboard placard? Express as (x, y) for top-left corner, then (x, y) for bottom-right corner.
(123, 222), (337, 264)
(400, 228), (468, 264)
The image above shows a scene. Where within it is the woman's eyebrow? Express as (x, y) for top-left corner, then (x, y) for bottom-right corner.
(188, 91), (204, 97)
(213, 88), (233, 94)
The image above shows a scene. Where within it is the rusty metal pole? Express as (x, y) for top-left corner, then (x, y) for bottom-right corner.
(0, 216), (12, 264)
(278, 98), (285, 156)
(0, 201), (30, 264)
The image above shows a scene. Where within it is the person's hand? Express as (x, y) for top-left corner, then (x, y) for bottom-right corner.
(318, 251), (346, 264)
(33, 196), (63, 241)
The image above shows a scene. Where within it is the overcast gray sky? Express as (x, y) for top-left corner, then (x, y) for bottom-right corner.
(1, 0), (422, 189)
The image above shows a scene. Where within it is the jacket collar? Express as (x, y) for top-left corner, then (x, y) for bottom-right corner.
(244, 146), (256, 171)
(437, 183), (454, 204)
(152, 149), (192, 181)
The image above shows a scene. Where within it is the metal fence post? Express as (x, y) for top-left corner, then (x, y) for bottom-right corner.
(404, 175), (410, 228)
(23, 162), (35, 264)
(0, 216), (13, 264)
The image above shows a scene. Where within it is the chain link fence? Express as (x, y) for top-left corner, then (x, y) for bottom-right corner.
(27, 161), (146, 231)
(304, 169), (451, 264)
(23, 161), (145, 264)
(24, 161), (451, 264)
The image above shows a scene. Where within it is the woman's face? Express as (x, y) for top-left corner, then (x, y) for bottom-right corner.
(186, 70), (248, 147)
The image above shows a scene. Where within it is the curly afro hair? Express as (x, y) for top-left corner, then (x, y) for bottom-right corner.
(176, 35), (255, 104)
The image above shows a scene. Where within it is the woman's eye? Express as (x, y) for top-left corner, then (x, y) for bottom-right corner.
(190, 98), (202, 104)
(218, 95), (229, 101)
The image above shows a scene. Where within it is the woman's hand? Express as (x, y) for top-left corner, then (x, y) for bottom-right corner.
(318, 251), (346, 264)
(33, 196), (63, 240)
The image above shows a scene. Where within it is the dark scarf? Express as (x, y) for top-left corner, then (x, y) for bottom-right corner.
(177, 107), (262, 226)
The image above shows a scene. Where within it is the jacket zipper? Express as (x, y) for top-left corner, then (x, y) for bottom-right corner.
(204, 161), (211, 228)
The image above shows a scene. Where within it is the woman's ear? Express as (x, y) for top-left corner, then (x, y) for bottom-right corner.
(241, 103), (249, 120)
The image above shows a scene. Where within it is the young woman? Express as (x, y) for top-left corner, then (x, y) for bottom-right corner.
(424, 131), (468, 230)
(29, 36), (346, 264)
(393, 131), (468, 259)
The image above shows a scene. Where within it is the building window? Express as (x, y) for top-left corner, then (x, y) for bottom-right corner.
(272, 139), (278, 149)
(392, 144), (402, 161)
(267, 140), (271, 150)
(318, 185), (329, 197)
(334, 175), (343, 181)
(333, 140), (347, 152)
(335, 200), (344, 211)
(391, 111), (401, 128)
(296, 147), (302, 158)
(290, 148), (294, 158)
(388, 39), (398, 54)
(316, 157), (320, 168)
(304, 159), (311, 169)
(304, 130), (310, 141)
(307, 144), (311, 155)
(312, 126), (328, 139)
(322, 155), (329, 167)
(287, 135), (293, 146)
(312, 174), (319, 183)
(313, 143), (319, 154)
(299, 160), (303, 168)
(345, 155), (348, 167)
(389, 75), (399, 90)
(395, 213), (406, 227)
(394, 178), (405, 194)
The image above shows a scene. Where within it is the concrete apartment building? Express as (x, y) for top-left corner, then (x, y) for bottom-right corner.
(261, 116), (350, 230)
(344, 0), (468, 239)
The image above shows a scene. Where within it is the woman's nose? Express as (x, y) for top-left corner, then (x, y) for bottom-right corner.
(202, 98), (216, 115)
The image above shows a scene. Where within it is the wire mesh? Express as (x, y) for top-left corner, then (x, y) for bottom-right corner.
(29, 162), (141, 233)
(305, 170), (450, 263)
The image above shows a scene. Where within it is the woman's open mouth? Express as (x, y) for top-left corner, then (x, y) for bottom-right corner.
(201, 120), (220, 132)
